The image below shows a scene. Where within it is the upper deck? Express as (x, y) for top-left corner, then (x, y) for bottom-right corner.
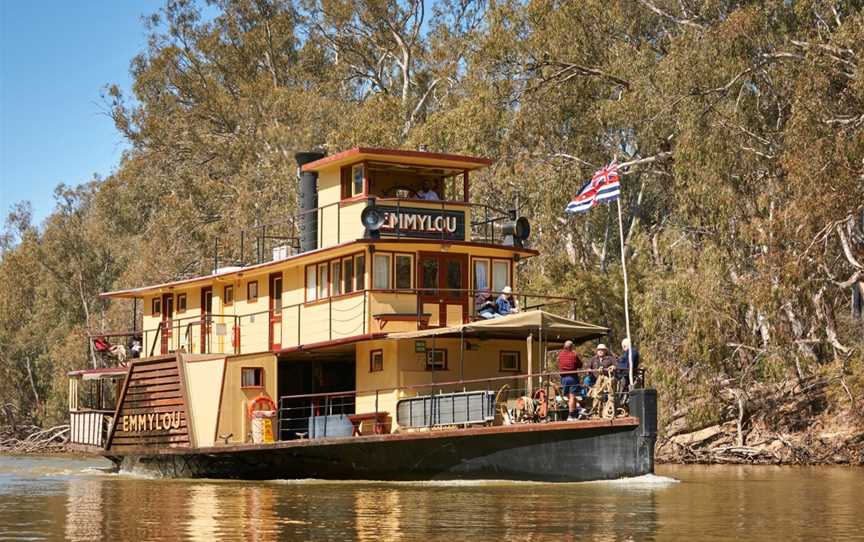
(100, 148), (537, 358)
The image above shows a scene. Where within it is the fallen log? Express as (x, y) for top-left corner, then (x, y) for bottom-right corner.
(0, 424), (70, 454)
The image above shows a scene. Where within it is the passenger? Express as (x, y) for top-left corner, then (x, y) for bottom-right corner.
(416, 179), (441, 200)
(616, 338), (640, 390)
(128, 336), (142, 359)
(588, 343), (617, 378)
(475, 288), (499, 319)
(495, 286), (519, 315)
(558, 340), (583, 421)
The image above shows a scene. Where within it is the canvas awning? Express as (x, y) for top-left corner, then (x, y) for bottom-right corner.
(388, 310), (608, 343)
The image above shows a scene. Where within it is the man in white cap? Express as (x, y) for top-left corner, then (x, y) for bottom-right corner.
(616, 338), (640, 390)
(495, 286), (519, 315)
(588, 343), (617, 378)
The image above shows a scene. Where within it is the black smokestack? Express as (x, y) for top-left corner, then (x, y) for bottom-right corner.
(295, 151), (326, 253)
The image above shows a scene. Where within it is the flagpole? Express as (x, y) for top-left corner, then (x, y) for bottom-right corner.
(615, 197), (634, 387)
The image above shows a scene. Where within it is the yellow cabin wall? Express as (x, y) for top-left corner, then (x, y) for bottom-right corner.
(132, 240), (521, 357)
(317, 169), (342, 208)
(355, 340), (401, 424)
(356, 338), (528, 431)
(182, 354), (225, 448)
(215, 352), (278, 444)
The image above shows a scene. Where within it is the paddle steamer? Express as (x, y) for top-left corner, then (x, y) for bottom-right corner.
(67, 148), (656, 481)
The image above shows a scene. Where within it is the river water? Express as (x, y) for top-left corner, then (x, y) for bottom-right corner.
(0, 455), (861, 541)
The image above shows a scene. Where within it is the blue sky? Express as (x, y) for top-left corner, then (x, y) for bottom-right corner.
(1, 1), (163, 224)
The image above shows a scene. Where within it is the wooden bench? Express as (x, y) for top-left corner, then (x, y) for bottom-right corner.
(347, 412), (391, 436)
(372, 312), (431, 329)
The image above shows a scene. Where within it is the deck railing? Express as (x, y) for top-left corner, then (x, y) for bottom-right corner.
(205, 198), (518, 274)
(69, 410), (114, 447)
(274, 368), (640, 441)
(96, 288), (587, 359)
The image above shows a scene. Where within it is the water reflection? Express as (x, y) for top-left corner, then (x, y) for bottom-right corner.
(3, 456), (863, 541)
(65, 478), (103, 541)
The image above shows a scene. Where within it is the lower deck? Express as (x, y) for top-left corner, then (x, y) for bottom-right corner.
(107, 413), (653, 482)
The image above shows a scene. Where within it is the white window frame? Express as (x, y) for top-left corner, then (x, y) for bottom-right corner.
(492, 259), (510, 293)
(305, 265), (317, 302)
(318, 263), (329, 299)
(331, 260), (342, 296)
(373, 253), (391, 289)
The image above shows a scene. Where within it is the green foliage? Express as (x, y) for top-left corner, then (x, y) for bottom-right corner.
(2, 0), (863, 429)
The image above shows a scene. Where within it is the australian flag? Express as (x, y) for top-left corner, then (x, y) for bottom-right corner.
(565, 163), (621, 214)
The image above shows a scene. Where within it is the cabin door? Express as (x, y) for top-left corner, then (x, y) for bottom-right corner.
(200, 287), (212, 353)
(160, 293), (174, 354)
(269, 273), (283, 351)
(417, 253), (468, 327)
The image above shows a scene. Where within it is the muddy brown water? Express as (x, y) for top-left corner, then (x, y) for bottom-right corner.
(0, 455), (861, 541)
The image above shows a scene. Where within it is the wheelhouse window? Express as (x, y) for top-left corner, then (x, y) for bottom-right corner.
(241, 367), (264, 388)
(500, 351), (520, 372)
(352, 164), (365, 196)
(425, 349), (447, 370)
(223, 285), (234, 306)
(395, 254), (413, 289)
(305, 265), (317, 301)
(152, 297), (161, 315)
(176, 293), (187, 313)
(373, 254), (391, 289)
(370, 349), (384, 372)
(247, 281), (258, 302)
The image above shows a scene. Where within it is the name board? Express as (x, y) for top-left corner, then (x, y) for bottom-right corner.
(378, 206), (465, 241)
(106, 356), (191, 451)
(121, 411), (183, 432)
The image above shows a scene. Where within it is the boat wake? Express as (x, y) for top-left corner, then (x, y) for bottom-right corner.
(584, 473), (680, 486)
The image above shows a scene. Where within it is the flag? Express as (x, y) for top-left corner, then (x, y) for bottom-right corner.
(565, 162), (621, 214)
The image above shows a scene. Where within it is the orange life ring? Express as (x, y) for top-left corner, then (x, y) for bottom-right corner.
(247, 395), (276, 418)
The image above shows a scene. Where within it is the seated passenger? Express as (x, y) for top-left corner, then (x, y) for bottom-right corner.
(128, 336), (143, 359)
(495, 286), (519, 315)
(416, 179), (440, 200)
(616, 338), (640, 390)
(558, 340), (583, 421)
(475, 288), (499, 319)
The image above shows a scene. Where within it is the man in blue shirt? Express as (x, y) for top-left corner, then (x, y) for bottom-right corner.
(617, 338), (640, 390)
(495, 286), (518, 315)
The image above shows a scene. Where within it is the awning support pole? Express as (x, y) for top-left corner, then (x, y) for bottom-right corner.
(459, 327), (465, 383)
(526, 332), (533, 395)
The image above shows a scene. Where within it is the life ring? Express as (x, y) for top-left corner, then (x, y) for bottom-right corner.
(247, 395), (276, 419)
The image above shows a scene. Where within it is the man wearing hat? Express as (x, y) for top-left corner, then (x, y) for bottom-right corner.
(588, 343), (617, 378)
(495, 286), (519, 315)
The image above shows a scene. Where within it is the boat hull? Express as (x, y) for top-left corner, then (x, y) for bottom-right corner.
(111, 390), (657, 482)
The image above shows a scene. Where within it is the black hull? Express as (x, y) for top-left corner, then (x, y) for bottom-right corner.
(111, 390), (657, 482)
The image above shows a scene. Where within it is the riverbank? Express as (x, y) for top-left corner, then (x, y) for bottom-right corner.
(656, 375), (864, 465)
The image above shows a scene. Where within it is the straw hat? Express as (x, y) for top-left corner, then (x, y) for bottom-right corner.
(502, 286), (512, 294)
(596, 343), (608, 351)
